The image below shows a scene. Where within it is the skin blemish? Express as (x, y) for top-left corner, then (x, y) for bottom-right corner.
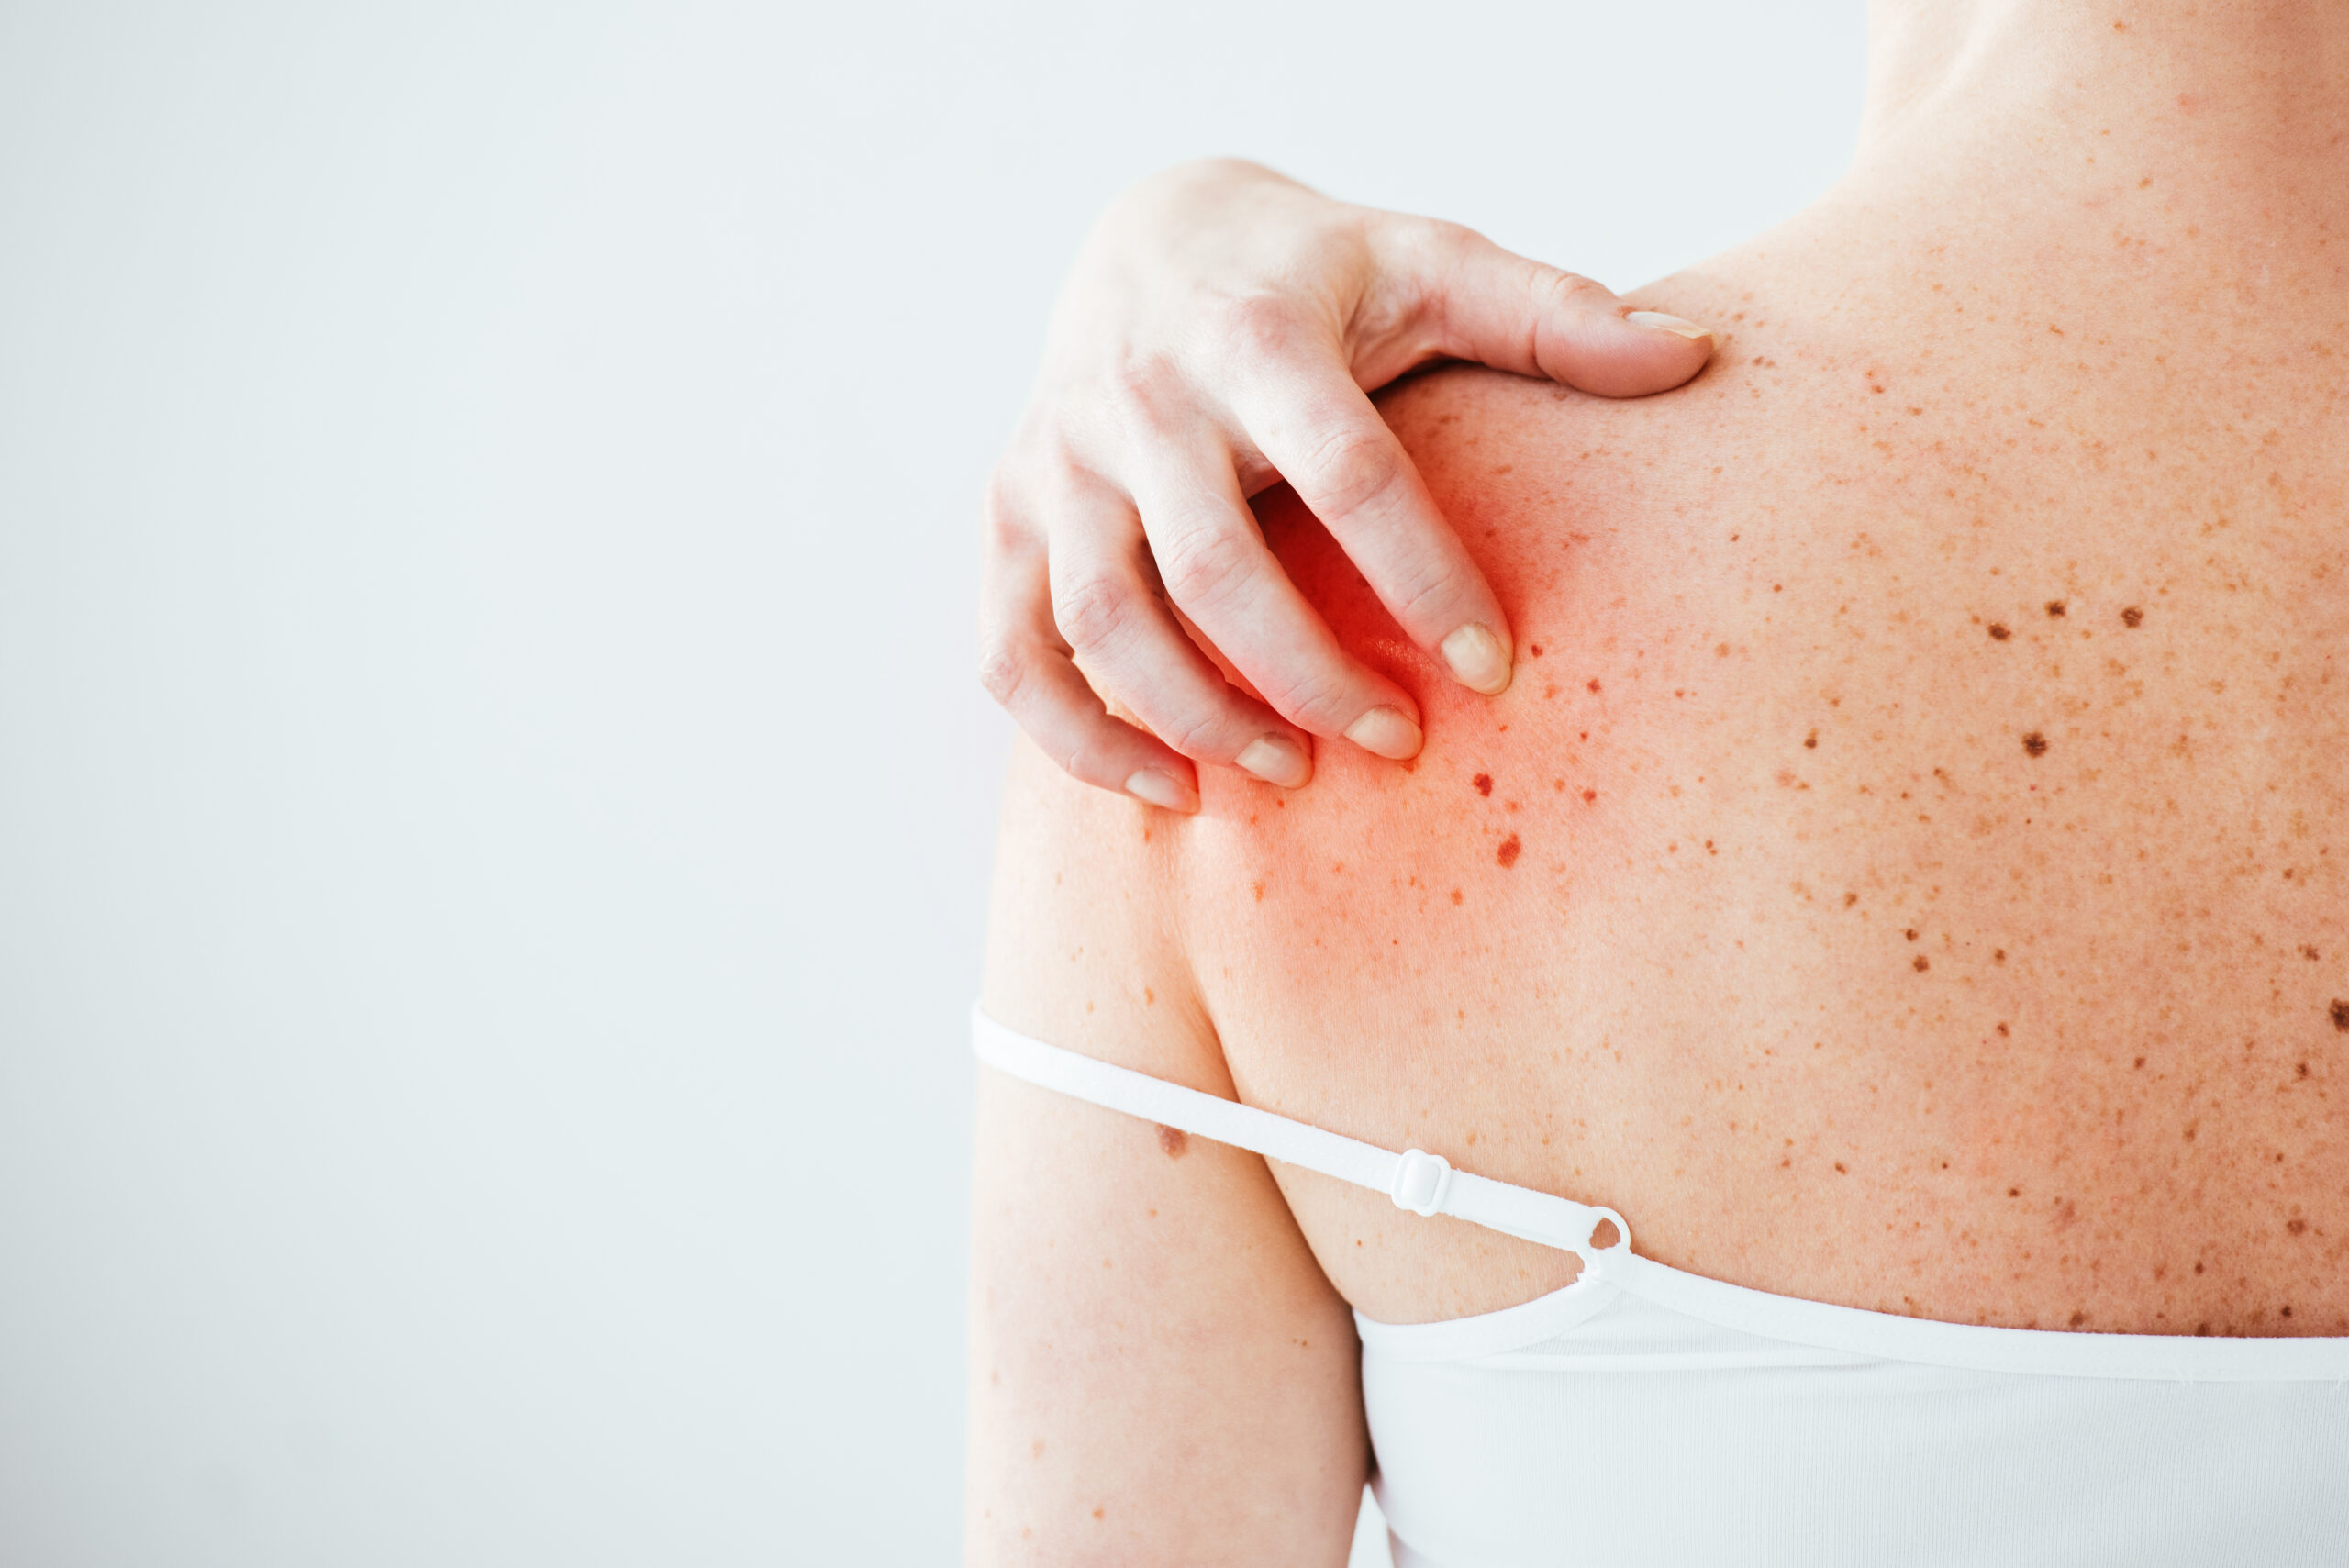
(1587, 679), (1602, 693)
(1834, 1162), (1848, 1173)
(1497, 834), (1522, 868)
(2008, 1188), (2021, 1198)
(1805, 729), (1819, 749)
(1905, 928), (1920, 941)
(1998, 1023), (2011, 1036)
(2023, 732), (2050, 757)
(1530, 643), (1544, 657)
(1844, 893), (1859, 906)
(1582, 789), (1598, 804)
(1252, 881), (1265, 902)
(2303, 946), (2321, 961)
(2122, 606), (2144, 628)
(1988, 623), (2012, 640)
(2299, 1062), (2311, 1078)
(1994, 949), (2007, 962)
(2288, 1218), (2309, 1236)
(1913, 955), (1932, 972)
(2135, 1056), (2147, 1069)
(1157, 1126), (1188, 1158)
(1473, 773), (1493, 797)
(1450, 889), (1463, 906)
(2332, 1000), (2349, 1031)
(2046, 600), (2067, 618)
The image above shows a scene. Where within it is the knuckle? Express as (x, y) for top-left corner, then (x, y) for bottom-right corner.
(1051, 570), (1137, 654)
(1531, 265), (1612, 314)
(1157, 703), (1233, 759)
(1298, 423), (1407, 520)
(1156, 524), (1256, 612)
(1210, 292), (1307, 361)
(1263, 663), (1353, 730)
(975, 636), (1031, 707)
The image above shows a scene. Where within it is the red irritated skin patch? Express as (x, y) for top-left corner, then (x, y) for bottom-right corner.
(1154, 317), (2349, 1338)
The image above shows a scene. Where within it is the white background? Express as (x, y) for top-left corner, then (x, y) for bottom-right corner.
(0, 3), (1861, 1562)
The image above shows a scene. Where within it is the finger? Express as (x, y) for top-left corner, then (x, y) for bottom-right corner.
(980, 524), (1203, 813)
(1043, 482), (1323, 788)
(1229, 356), (1515, 697)
(1120, 436), (1432, 757)
(1397, 219), (1717, 399)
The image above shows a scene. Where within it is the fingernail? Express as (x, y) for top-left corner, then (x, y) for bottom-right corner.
(1440, 623), (1513, 695)
(1626, 310), (1714, 341)
(1124, 768), (1197, 812)
(1235, 735), (1312, 788)
(1344, 705), (1423, 760)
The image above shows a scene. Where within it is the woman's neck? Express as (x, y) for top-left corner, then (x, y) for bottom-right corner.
(1842, 1), (2349, 264)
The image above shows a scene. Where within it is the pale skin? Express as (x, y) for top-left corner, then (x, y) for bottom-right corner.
(972, 3), (2349, 1562)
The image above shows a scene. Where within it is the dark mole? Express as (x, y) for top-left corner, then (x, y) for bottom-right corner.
(1913, 955), (1931, 972)
(2135, 1055), (2147, 1069)
(2302, 945), (2321, 961)
(1904, 928), (1920, 941)
(2069, 1310), (2087, 1327)
(1988, 623), (2012, 640)
(2196, 1322), (2211, 1336)
(2045, 600), (2067, 618)
(2332, 1000), (2349, 1031)
(1587, 679), (1602, 693)
(2008, 1187), (2021, 1197)
(1804, 729), (1819, 749)
(2121, 606), (2144, 628)
(1497, 833), (1522, 869)
(2288, 1218), (2309, 1236)
(2022, 732), (2050, 757)
(1833, 1162), (1848, 1173)
(1473, 773), (1493, 796)
(1998, 1022), (2010, 1036)
(1530, 643), (1544, 657)
(2299, 1062), (2311, 1078)
(1994, 949), (2007, 963)
(1844, 893), (1859, 906)
(1156, 1125), (1189, 1158)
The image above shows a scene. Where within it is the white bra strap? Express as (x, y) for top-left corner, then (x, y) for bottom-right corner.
(972, 1007), (1631, 1264)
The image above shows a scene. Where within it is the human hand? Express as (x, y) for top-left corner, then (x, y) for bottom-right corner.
(980, 159), (1715, 812)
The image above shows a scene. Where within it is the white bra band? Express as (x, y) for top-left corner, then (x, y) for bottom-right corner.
(972, 1007), (1630, 1265)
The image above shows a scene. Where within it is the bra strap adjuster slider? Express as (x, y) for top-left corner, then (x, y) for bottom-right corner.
(1390, 1148), (1453, 1218)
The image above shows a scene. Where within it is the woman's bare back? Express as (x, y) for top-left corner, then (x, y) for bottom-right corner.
(1160, 218), (2349, 1337)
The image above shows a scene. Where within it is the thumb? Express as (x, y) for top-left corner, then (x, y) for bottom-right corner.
(1399, 220), (1717, 398)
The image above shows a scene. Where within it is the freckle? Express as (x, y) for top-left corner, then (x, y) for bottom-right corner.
(1716, 643), (1731, 658)
(1588, 679), (1602, 693)
(1544, 684), (1559, 698)
(1031, 1440), (1046, 1459)
(2022, 731), (2050, 757)
(2283, 1306), (2293, 1318)
(1871, 384), (1885, 394)
(2288, 1218), (2309, 1236)
(2331, 1000), (2349, 1031)
(1252, 881), (1264, 902)
(1473, 773), (1493, 796)
(1706, 840), (1717, 854)
(2302, 945), (2321, 961)
(1093, 1507), (1105, 1520)
(1450, 888), (1463, 905)
(1530, 643), (1544, 657)
(1913, 955), (1931, 972)
(1834, 1162), (1848, 1173)
(1144, 987), (1155, 1005)
(1804, 729), (1819, 749)
(1497, 833), (1522, 868)
(2135, 1055), (2146, 1069)
(2046, 600), (2066, 618)
(1582, 789), (1598, 804)
(1157, 1125), (1188, 1158)
(1554, 778), (1566, 791)
(2121, 606), (2143, 628)
(1994, 949), (2006, 963)
(2195, 1261), (2205, 1274)
(1905, 928), (1920, 941)
(1988, 623), (2012, 640)
(1998, 1023), (2010, 1036)
(2069, 1311), (2087, 1327)
(2299, 1062), (2310, 1078)
(2008, 1187), (2021, 1197)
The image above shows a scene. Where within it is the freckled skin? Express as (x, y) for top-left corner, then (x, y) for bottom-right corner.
(1163, 228), (2349, 1337)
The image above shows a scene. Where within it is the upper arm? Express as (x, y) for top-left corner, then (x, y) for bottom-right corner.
(967, 738), (1367, 1566)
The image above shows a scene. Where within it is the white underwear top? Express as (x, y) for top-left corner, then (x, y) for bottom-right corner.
(973, 1009), (2349, 1568)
